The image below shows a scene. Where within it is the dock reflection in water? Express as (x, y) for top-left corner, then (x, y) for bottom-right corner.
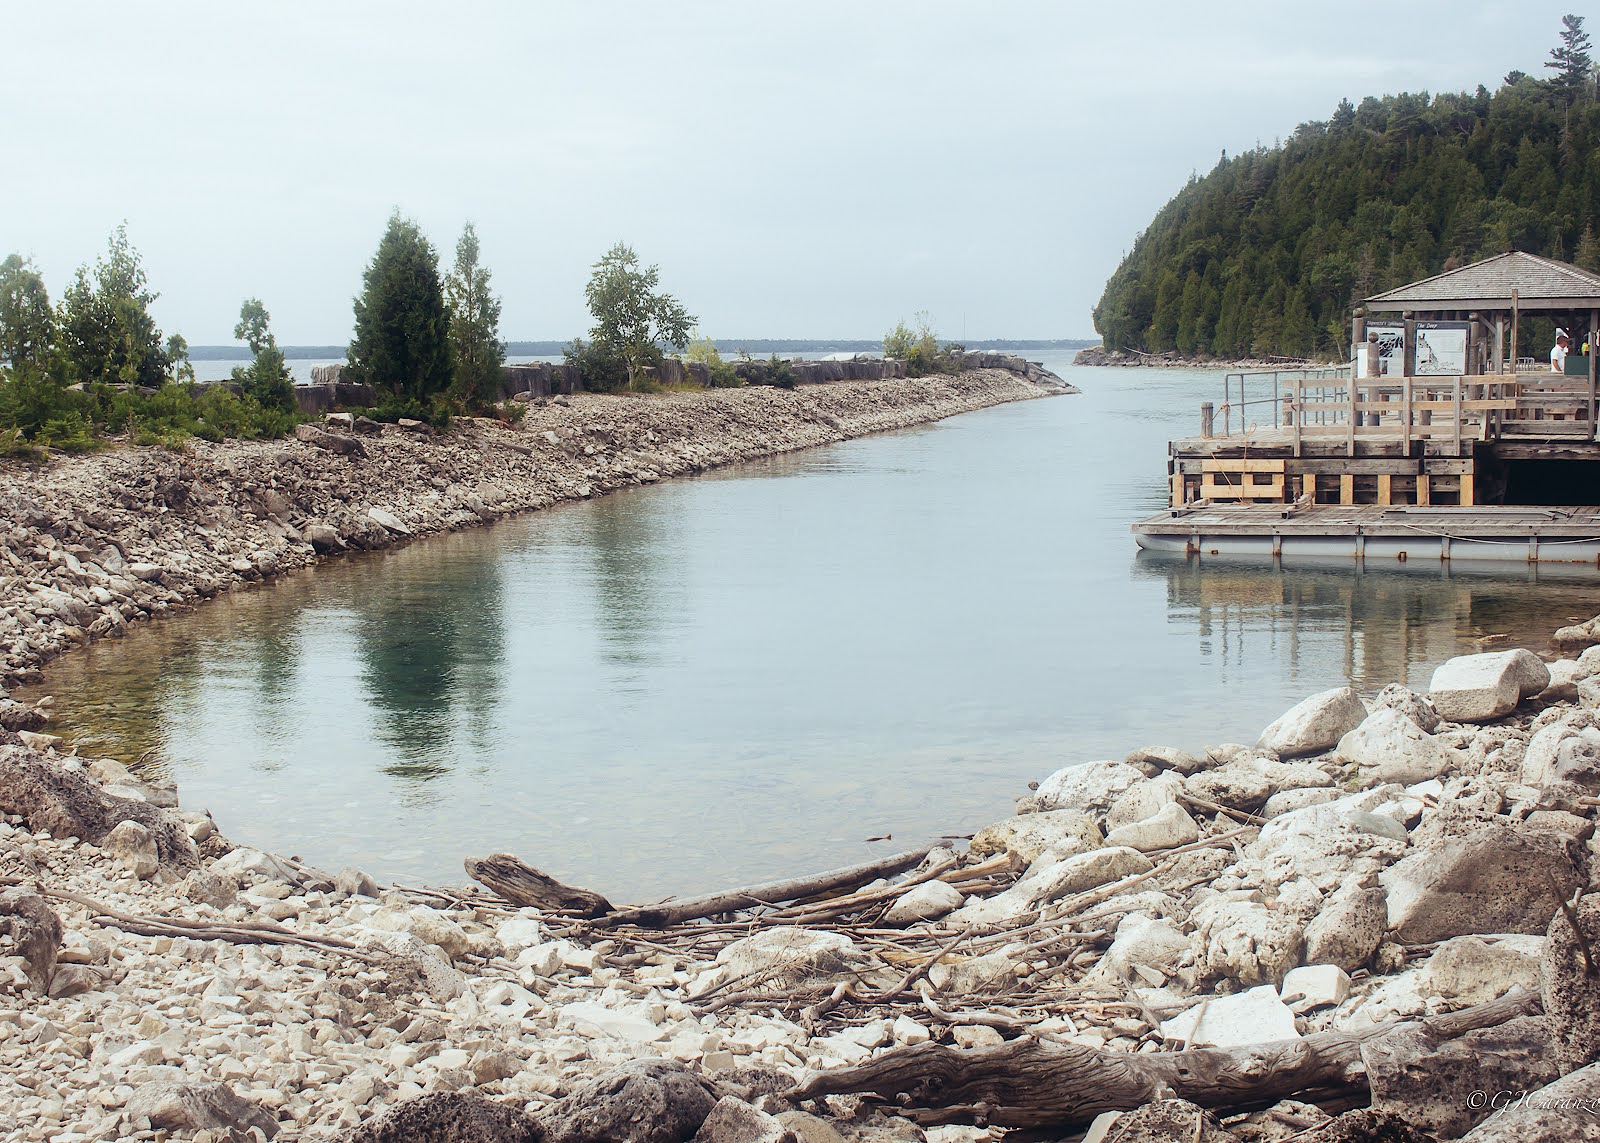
(1135, 550), (1600, 694)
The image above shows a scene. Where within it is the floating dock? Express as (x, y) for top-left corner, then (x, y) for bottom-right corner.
(1132, 504), (1600, 565)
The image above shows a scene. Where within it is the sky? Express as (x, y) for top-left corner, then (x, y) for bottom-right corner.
(2, 2), (1585, 345)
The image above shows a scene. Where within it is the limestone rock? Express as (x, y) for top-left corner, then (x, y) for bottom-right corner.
(367, 904), (475, 960)
(1125, 745), (1211, 776)
(495, 911), (546, 950)
(0, 745), (195, 868)
(1257, 687), (1368, 758)
(210, 846), (301, 884)
(357, 929), (466, 1002)
(1364, 1016), (1556, 1140)
(1161, 986), (1300, 1047)
(967, 809), (1101, 863)
(1554, 616), (1600, 652)
(1457, 1062), (1600, 1140)
(127, 1080), (279, 1139)
(1106, 771), (1184, 830)
(1382, 822), (1580, 943)
(103, 819), (159, 878)
(1261, 787), (1338, 818)
(1543, 893), (1600, 1074)
(1249, 802), (1410, 892)
(343, 1091), (542, 1142)
(1369, 683), (1442, 733)
(1429, 649), (1550, 723)
(0, 888), (62, 993)
(1032, 760), (1147, 818)
(774, 1112), (847, 1143)
(335, 866), (381, 897)
(1335, 708), (1455, 784)
(1280, 964), (1350, 1011)
(1522, 721), (1600, 791)
(1184, 766), (1273, 812)
(690, 1096), (793, 1143)
(1104, 802), (1199, 852)
(1423, 935), (1542, 1007)
(881, 880), (963, 926)
(1304, 885), (1387, 972)
(294, 422), (367, 458)
(715, 927), (861, 992)
(367, 507), (412, 535)
(928, 950), (1019, 995)
(1193, 899), (1306, 986)
(1090, 913), (1192, 986)
(1094, 1100), (1240, 1142)
(540, 1058), (717, 1143)
(305, 523), (344, 552)
(180, 870), (237, 909)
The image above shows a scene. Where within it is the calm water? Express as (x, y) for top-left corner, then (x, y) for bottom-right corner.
(27, 355), (1600, 900)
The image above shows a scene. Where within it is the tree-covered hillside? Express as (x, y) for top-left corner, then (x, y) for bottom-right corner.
(1093, 16), (1600, 360)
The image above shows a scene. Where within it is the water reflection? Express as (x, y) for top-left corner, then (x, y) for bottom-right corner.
(1135, 551), (1600, 693)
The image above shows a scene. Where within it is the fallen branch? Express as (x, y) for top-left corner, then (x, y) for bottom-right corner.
(594, 846), (934, 929)
(788, 984), (1541, 1129)
(463, 853), (613, 918)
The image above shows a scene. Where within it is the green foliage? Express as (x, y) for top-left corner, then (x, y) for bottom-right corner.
(347, 213), (454, 404)
(563, 337), (630, 393)
(1095, 17), (1600, 360)
(57, 225), (171, 388)
(764, 353), (797, 389)
(166, 333), (195, 383)
(682, 333), (742, 387)
(230, 298), (295, 414)
(582, 242), (696, 389)
(1547, 14), (1594, 99)
(884, 311), (942, 375)
(444, 222), (506, 412)
(0, 255), (55, 372)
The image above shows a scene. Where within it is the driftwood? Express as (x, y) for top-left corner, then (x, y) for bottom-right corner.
(594, 846), (935, 929)
(463, 854), (614, 918)
(789, 985), (1542, 1129)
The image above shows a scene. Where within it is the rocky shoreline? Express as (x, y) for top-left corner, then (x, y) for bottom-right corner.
(0, 366), (1067, 706)
(1072, 346), (1317, 370)
(7, 613), (1600, 1140)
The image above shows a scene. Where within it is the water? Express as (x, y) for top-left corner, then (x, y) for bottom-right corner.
(27, 355), (1600, 900)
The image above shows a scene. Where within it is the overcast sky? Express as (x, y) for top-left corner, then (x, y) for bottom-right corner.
(3, 2), (1583, 345)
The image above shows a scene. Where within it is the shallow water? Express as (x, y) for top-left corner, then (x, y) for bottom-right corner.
(28, 355), (1600, 899)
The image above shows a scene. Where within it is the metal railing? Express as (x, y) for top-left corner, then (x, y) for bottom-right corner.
(1214, 367), (1352, 437)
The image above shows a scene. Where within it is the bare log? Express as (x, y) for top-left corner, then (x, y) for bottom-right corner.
(463, 853), (613, 918)
(594, 846), (934, 929)
(788, 985), (1541, 1129)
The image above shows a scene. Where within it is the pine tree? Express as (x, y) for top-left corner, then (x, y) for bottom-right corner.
(231, 299), (294, 413)
(1547, 14), (1594, 100)
(347, 213), (453, 411)
(444, 223), (505, 412)
(57, 225), (170, 388)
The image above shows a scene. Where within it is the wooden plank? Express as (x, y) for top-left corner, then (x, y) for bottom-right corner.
(1171, 472), (1185, 508)
(1302, 473), (1315, 500)
(1200, 458), (1287, 473)
(1376, 474), (1392, 505)
(1461, 466), (1475, 506)
(1339, 474), (1354, 505)
(1416, 475), (1431, 506)
(1201, 475), (1285, 501)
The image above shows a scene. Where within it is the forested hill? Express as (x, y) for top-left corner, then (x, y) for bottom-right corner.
(1092, 30), (1600, 361)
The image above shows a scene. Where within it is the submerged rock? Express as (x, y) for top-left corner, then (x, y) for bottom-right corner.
(1428, 649), (1550, 723)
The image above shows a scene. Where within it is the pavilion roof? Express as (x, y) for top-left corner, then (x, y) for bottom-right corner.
(1364, 251), (1600, 313)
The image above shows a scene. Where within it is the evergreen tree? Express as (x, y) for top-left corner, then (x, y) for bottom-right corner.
(1547, 14), (1594, 99)
(346, 213), (453, 409)
(0, 255), (55, 372)
(443, 222), (505, 411)
(57, 224), (170, 388)
(231, 298), (294, 413)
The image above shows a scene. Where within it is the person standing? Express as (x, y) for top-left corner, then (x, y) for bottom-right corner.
(1552, 332), (1571, 373)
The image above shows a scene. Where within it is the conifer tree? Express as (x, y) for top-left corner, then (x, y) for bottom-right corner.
(231, 299), (294, 413)
(1547, 14), (1594, 100)
(444, 223), (505, 411)
(346, 213), (453, 408)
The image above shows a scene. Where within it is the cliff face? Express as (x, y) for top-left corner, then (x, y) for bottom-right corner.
(0, 368), (1063, 691)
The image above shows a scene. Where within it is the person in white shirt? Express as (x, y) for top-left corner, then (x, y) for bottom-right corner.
(1553, 332), (1570, 373)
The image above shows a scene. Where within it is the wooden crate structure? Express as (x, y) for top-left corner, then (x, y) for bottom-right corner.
(1199, 458), (1286, 503)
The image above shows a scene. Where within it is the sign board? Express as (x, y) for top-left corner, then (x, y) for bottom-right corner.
(1415, 321), (1470, 376)
(1359, 322), (1404, 378)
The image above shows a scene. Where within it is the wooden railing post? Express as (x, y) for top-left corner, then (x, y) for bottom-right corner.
(1452, 375), (1462, 455)
(1402, 376), (1412, 452)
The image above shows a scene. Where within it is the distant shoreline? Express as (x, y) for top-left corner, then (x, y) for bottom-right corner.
(1074, 344), (1322, 370)
(185, 337), (1099, 361)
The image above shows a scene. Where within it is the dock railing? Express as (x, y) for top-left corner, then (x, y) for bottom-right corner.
(1210, 369), (1533, 454)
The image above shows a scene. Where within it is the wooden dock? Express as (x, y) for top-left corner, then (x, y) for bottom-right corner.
(1132, 504), (1600, 566)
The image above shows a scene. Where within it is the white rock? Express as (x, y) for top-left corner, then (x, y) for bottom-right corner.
(1192, 899), (1305, 986)
(881, 880), (964, 926)
(1104, 802), (1198, 852)
(1368, 683), (1442, 732)
(1249, 802), (1410, 891)
(716, 927), (861, 991)
(1419, 935), (1543, 1006)
(1428, 649), (1550, 723)
(1262, 787), (1339, 818)
(1521, 720), (1600, 789)
(559, 1001), (666, 1043)
(1280, 964), (1350, 1012)
(210, 846), (301, 885)
(367, 507), (412, 535)
(1257, 687), (1368, 758)
(953, 846), (1153, 923)
(968, 810), (1102, 863)
(366, 905), (475, 960)
(495, 912), (546, 951)
(1088, 913), (1192, 987)
(1105, 771), (1184, 831)
(1304, 884), (1387, 972)
(892, 1015), (930, 1046)
(1160, 985), (1300, 1047)
(1335, 708), (1456, 784)
(1032, 760), (1147, 817)
(103, 820), (159, 878)
(929, 950), (1020, 995)
(356, 929), (465, 1002)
